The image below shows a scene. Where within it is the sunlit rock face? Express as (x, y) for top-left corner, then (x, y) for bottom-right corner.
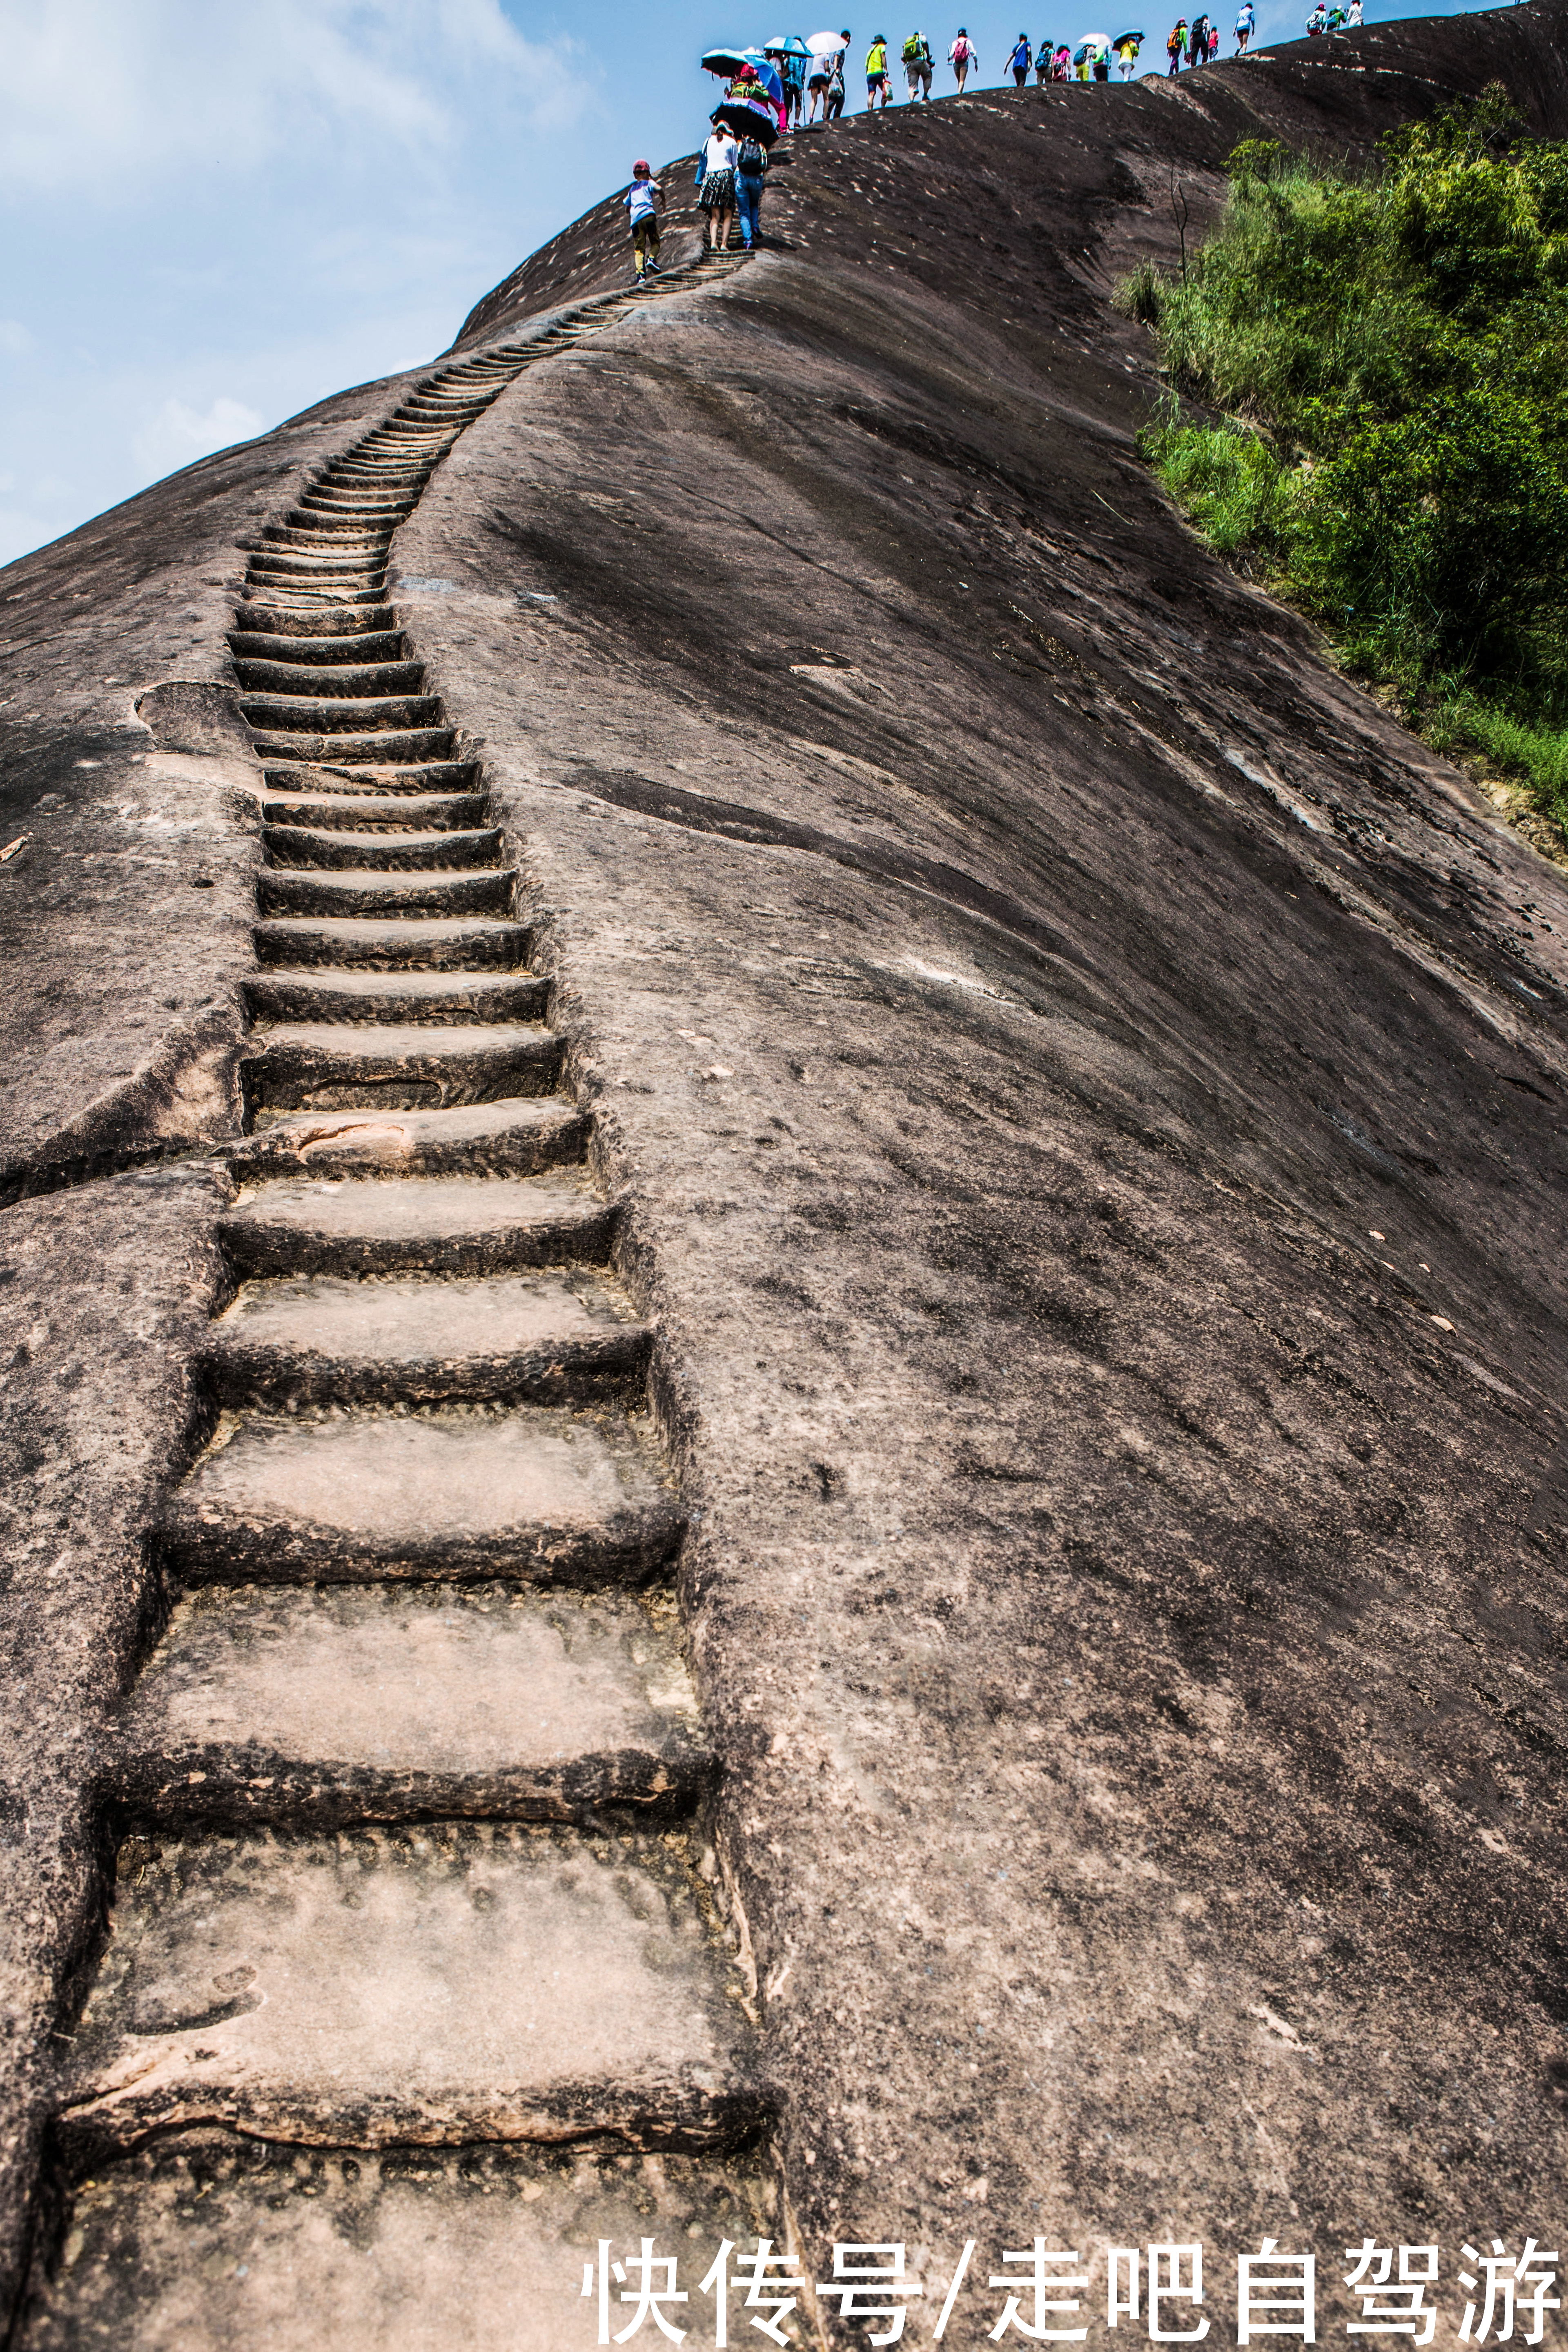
(4, 9), (1568, 2345)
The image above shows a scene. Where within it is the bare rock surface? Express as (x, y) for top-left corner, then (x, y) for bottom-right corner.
(113, 1581), (706, 1824)
(23, 2139), (781, 2352)
(163, 1403), (681, 1586)
(2, 8), (1568, 2343)
(60, 1824), (755, 2156)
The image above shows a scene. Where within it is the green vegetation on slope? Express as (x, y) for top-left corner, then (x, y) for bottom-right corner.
(1121, 91), (1568, 837)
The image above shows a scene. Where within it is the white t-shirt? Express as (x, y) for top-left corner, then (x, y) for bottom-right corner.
(704, 131), (739, 175)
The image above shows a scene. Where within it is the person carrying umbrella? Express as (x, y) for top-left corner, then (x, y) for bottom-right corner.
(1166, 16), (1186, 69)
(1008, 30), (1032, 81)
(948, 25), (977, 86)
(766, 36), (810, 127)
(805, 30), (835, 116)
(902, 27), (935, 96)
(827, 31), (850, 112)
(1113, 27), (1144, 71)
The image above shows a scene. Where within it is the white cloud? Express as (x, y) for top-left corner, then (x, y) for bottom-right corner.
(132, 394), (265, 478)
(0, 0), (592, 196)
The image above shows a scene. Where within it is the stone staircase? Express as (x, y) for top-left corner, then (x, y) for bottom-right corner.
(24, 254), (784, 2349)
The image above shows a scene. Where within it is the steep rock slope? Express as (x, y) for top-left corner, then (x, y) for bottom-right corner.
(2, 6), (1567, 2343)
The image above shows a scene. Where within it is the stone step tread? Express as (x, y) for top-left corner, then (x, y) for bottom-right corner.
(114, 1581), (699, 1823)
(246, 1020), (552, 1059)
(264, 825), (501, 871)
(61, 1824), (753, 2152)
(230, 630), (408, 664)
(22, 2138), (779, 2352)
(224, 1171), (598, 1243)
(248, 733), (459, 766)
(256, 870), (508, 915)
(160, 1403), (681, 1585)
(236, 1096), (586, 1180)
(234, 606), (398, 637)
(234, 661), (425, 693)
(262, 793), (484, 831)
(243, 969), (544, 1023)
(241, 694), (443, 724)
(259, 760), (478, 793)
(252, 915), (529, 969)
(236, 592), (392, 621)
(205, 1267), (646, 1403)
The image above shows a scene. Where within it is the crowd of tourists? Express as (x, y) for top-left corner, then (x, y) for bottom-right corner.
(619, 2), (1366, 277)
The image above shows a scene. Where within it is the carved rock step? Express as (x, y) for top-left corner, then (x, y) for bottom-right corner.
(248, 728), (458, 771)
(261, 791), (486, 833)
(111, 1581), (702, 1826)
(243, 596), (392, 622)
(261, 526), (393, 554)
(230, 628), (408, 664)
(23, 2137), (779, 2352)
(205, 1267), (647, 1405)
(242, 1021), (559, 1112)
(263, 825), (502, 874)
(255, 866), (506, 920)
(243, 968), (546, 1027)
(240, 693), (442, 733)
(219, 1172), (610, 1276)
(252, 914), (529, 970)
(298, 488), (416, 510)
(160, 1404), (682, 1586)
(234, 603), (397, 638)
(59, 1823), (754, 2156)
(236, 1097), (586, 1182)
(260, 758), (479, 794)
(248, 555), (390, 582)
(233, 659), (425, 696)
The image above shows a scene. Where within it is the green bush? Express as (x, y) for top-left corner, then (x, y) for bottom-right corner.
(1120, 88), (1568, 827)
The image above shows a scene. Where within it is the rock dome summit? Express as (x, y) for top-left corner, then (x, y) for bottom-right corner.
(2, 7), (1567, 2345)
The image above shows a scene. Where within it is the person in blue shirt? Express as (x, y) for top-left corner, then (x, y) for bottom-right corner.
(1234, 0), (1254, 45)
(1009, 31), (1032, 80)
(622, 160), (663, 280)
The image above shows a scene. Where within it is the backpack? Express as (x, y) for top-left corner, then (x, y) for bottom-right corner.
(953, 34), (972, 57)
(902, 34), (922, 60)
(737, 135), (765, 172)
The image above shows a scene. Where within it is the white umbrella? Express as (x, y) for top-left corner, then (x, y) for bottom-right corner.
(806, 28), (846, 51)
(1078, 29), (1111, 47)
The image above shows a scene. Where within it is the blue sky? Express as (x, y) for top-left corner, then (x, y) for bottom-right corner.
(0, 0), (1500, 566)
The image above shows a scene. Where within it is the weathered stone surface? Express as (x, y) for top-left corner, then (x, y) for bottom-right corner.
(241, 1018), (559, 1111)
(235, 1096), (587, 1179)
(4, 9), (1568, 2342)
(160, 1405), (682, 1585)
(252, 913), (528, 969)
(219, 1171), (609, 1273)
(204, 1267), (647, 1404)
(0, 1167), (232, 2318)
(241, 967), (547, 1026)
(21, 2138), (783, 2352)
(60, 1824), (757, 2154)
(111, 1581), (707, 1824)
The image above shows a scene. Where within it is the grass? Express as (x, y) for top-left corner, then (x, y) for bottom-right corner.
(1118, 94), (1568, 846)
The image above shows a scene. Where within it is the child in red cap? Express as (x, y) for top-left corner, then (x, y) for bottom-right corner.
(623, 160), (663, 280)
